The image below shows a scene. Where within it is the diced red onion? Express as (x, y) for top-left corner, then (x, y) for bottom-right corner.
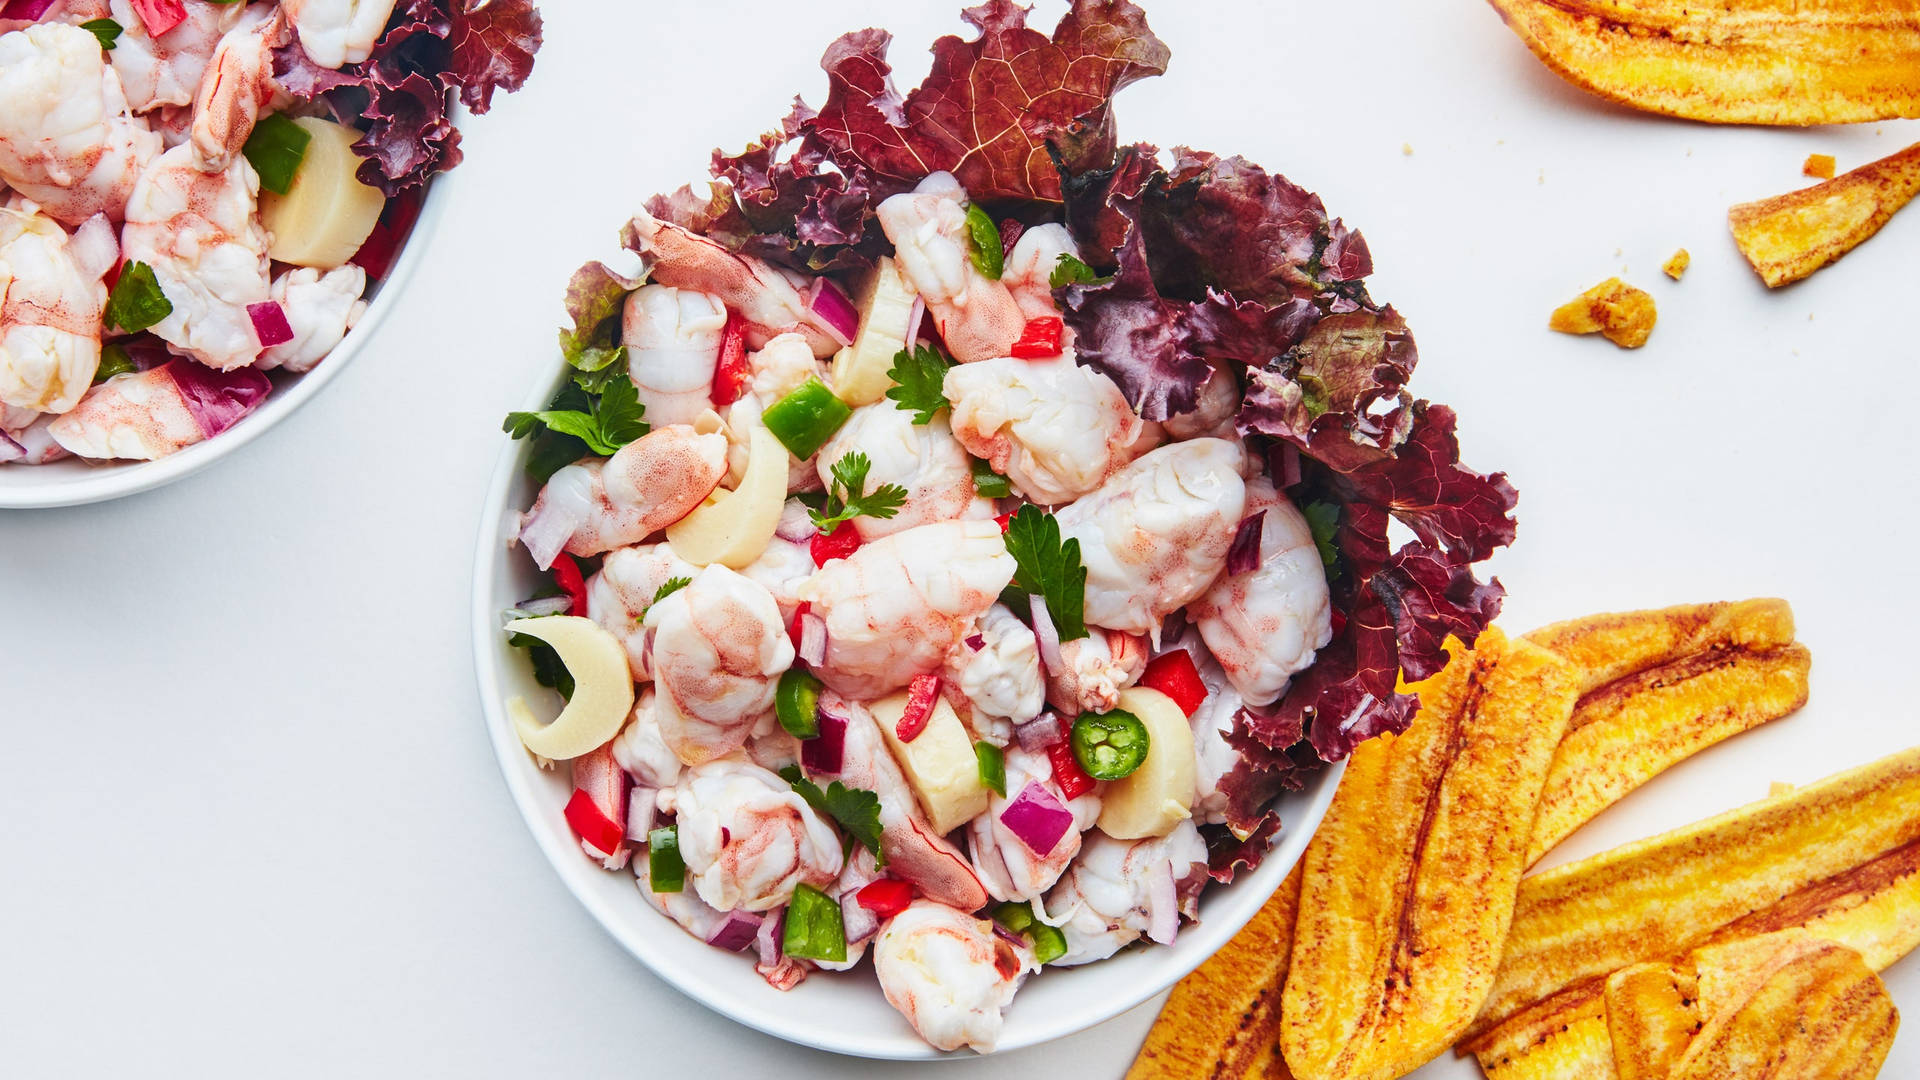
(706, 909), (764, 952)
(807, 278), (858, 347)
(1000, 781), (1073, 857)
(906, 296), (927, 346)
(801, 707), (846, 774)
(1029, 593), (1063, 674)
(1276, 443), (1303, 489)
(0, 430), (24, 464)
(1226, 510), (1267, 576)
(1, 0), (59, 19)
(1014, 713), (1064, 752)
(774, 503), (818, 543)
(991, 921), (1027, 951)
(625, 786), (656, 840)
(515, 595), (573, 618)
(162, 360), (270, 440)
(842, 896), (879, 946)
(1146, 860), (1179, 945)
(964, 633), (985, 651)
(797, 612), (827, 666)
(755, 907), (784, 967)
(247, 301), (295, 348)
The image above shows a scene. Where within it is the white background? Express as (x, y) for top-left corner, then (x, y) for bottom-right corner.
(3, 0), (1917, 1076)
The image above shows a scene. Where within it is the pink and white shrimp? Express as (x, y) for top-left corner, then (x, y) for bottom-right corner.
(737, 511), (814, 624)
(873, 900), (1033, 1053)
(659, 757), (844, 912)
(120, 143), (269, 370)
(188, 5), (288, 172)
(610, 688), (682, 792)
(45, 364), (197, 458)
(1045, 627), (1148, 716)
(816, 401), (991, 541)
(0, 22), (161, 225)
(1188, 474), (1333, 706)
(1001, 222), (1079, 325)
(645, 565), (795, 767)
(105, 0), (237, 113)
(517, 424), (728, 568)
(281, 0), (401, 68)
(722, 332), (826, 492)
(968, 746), (1100, 903)
(829, 691), (990, 911)
(1056, 438), (1247, 636)
(624, 209), (840, 357)
(570, 743), (631, 870)
(946, 603), (1044, 731)
(0, 207), (115, 412)
(1, 403), (69, 464)
(1039, 820), (1210, 965)
(1168, 633), (1256, 828)
(945, 351), (1153, 505)
(1162, 360), (1242, 441)
(254, 265), (366, 373)
(874, 172), (1024, 365)
(585, 542), (699, 678)
(622, 284), (726, 429)
(795, 520), (1015, 699)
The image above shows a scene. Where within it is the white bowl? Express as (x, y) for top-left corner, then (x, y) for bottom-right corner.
(470, 365), (1345, 1059)
(0, 172), (450, 509)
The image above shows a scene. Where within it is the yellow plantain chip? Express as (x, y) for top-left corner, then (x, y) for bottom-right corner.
(1524, 598), (1795, 696)
(1549, 278), (1656, 348)
(1526, 642), (1811, 865)
(1465, 749), (1920, 1053)
(1124, 869), (1303, 1080)
(1660, 250), (1689, 281)
(1482, 0), (1920, 125)
(1605, 963), (1698, 1080)
(1670, 937), (1898, 1080)
(1280, 630), (1582, 1080)
(1730, 141), (1920, 287)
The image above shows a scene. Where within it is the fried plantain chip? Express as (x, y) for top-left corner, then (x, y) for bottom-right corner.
(1549, 278), (1656, 348)
(1660, 250), (1689, 281)
(1524, 598), (1795, 695)
(1482, 0), (1920, 125)
(1279, 630), (1582, 1080)
(1465, 748), (1920, 1055)
(1605, 963), (1698, 1080)
(1527, 643), (1811, 864)
(1670, 936), (1898, 1080)
(1730, 141), (1920, 287)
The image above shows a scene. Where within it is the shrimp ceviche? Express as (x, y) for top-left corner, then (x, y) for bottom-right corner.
(496, 1), (1516, 1054)
(0, 0), (539, 466)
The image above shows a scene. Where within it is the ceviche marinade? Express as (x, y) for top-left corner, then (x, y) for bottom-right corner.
(499, 0), (1515, 1053)
(0, 0), (539, 466)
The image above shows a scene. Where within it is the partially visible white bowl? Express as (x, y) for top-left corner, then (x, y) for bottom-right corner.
(470, 365), (1345, 1060)
(0, 171), (450, 509)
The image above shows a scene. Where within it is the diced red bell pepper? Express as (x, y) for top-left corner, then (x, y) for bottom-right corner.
(1140, 649), (1208, 717)
(347, 189), (424, 281)
(102, 256), (126, 294)
(710, 312), (751, 406)
(127, 0), (186, 37)
(1047, 739), (1096, 800)
(810, 521), (861, 566)
(855, 878), (914, 920)
(895, 674), (941, 742)
(995, 511), (1014, 533)
(565, 746), (629, 857)
(1330, 607), (1347, 637)
(550, 553), (589, 617)
(786, 600), (812, 654)
(1009, 317), (1063, 359)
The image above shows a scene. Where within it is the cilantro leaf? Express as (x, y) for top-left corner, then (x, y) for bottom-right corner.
(503, 377), (648, 458)
(80, 17), (121, 50)
(963, 203), (1004, 279)
(1049, 253), (1111, 289)
(92, 344), (137, 384)
(809, 451), (909, 532)
(1000, 504), (1088, 641)
(883, 344), (952, 425)
(780, 767), (886, 867)
(652, 576), (690, 604)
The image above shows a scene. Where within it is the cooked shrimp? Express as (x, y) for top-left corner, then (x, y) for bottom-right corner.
(281, 0), (401, 68)
(968, 746), (1100, 903)
(722, 332), (826, 491)
(517, 424), (728, 568)
(622, 284), (726, 429)
(44, 364), (199, 459)
(737, 513), (813, 623)
(1044, 627), (1147, 716)
(0, 22), (162, 225)
(1162, 360), (1241, 441)
(945, 351), (1153, 505)
(106, 0), (236, 113)
(947, 603), (1044, 728)
(121, 143), (270, 370)
(1039, 820), (1209, 965)
(829, 690), (989, 911)
(586, 542), (699, 678)
(645, 565), (795, 766)
(1001, 222), (1078, 325)
(1056, 438), (1247, 636)
(0, 208), (115, 412)
(624, 209), (840, 357)
(795, 519), (1016, 699)
(255, 265), (365, 373)
(873, 900), (1032, 1053)
(188, 5), (287, 171)
(610, 687), (682, 791)
(816, 402), (991, 541)
(1189, 474), (1333, 706)
(874, 172), (1024, 364)
(659, 757), (843, 913)
(1171, 632), (1253, 828)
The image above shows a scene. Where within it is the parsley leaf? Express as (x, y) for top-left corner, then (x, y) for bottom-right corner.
(883, 344), (952, 425)
(1049, 253), (1112, 290)
(652, 576), (690, 604)
(809, 451), (908, 532)
(963, 203), (1004, 280)
(504, 377), (648, 458)
(104, 261), (172, 334)
(80, 17), (121, 50)
(1000, 504), (1088, 641)
(92, 344), (137, 384)
(780, 767), (886, 867)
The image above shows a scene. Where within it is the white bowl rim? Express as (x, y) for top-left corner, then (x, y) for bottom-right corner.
(470, 363), (1345, 1059)
(0, 164), (453, 509)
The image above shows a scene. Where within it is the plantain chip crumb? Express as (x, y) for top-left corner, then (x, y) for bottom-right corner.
(1663, 249), (1691, 280)
(1804, 154), (1837, 180)
(1732, 142), (1920, 287)
(1550, 278), (1657, 348)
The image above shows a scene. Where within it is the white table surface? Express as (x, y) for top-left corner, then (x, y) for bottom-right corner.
(3, 1), (1916, 1075)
